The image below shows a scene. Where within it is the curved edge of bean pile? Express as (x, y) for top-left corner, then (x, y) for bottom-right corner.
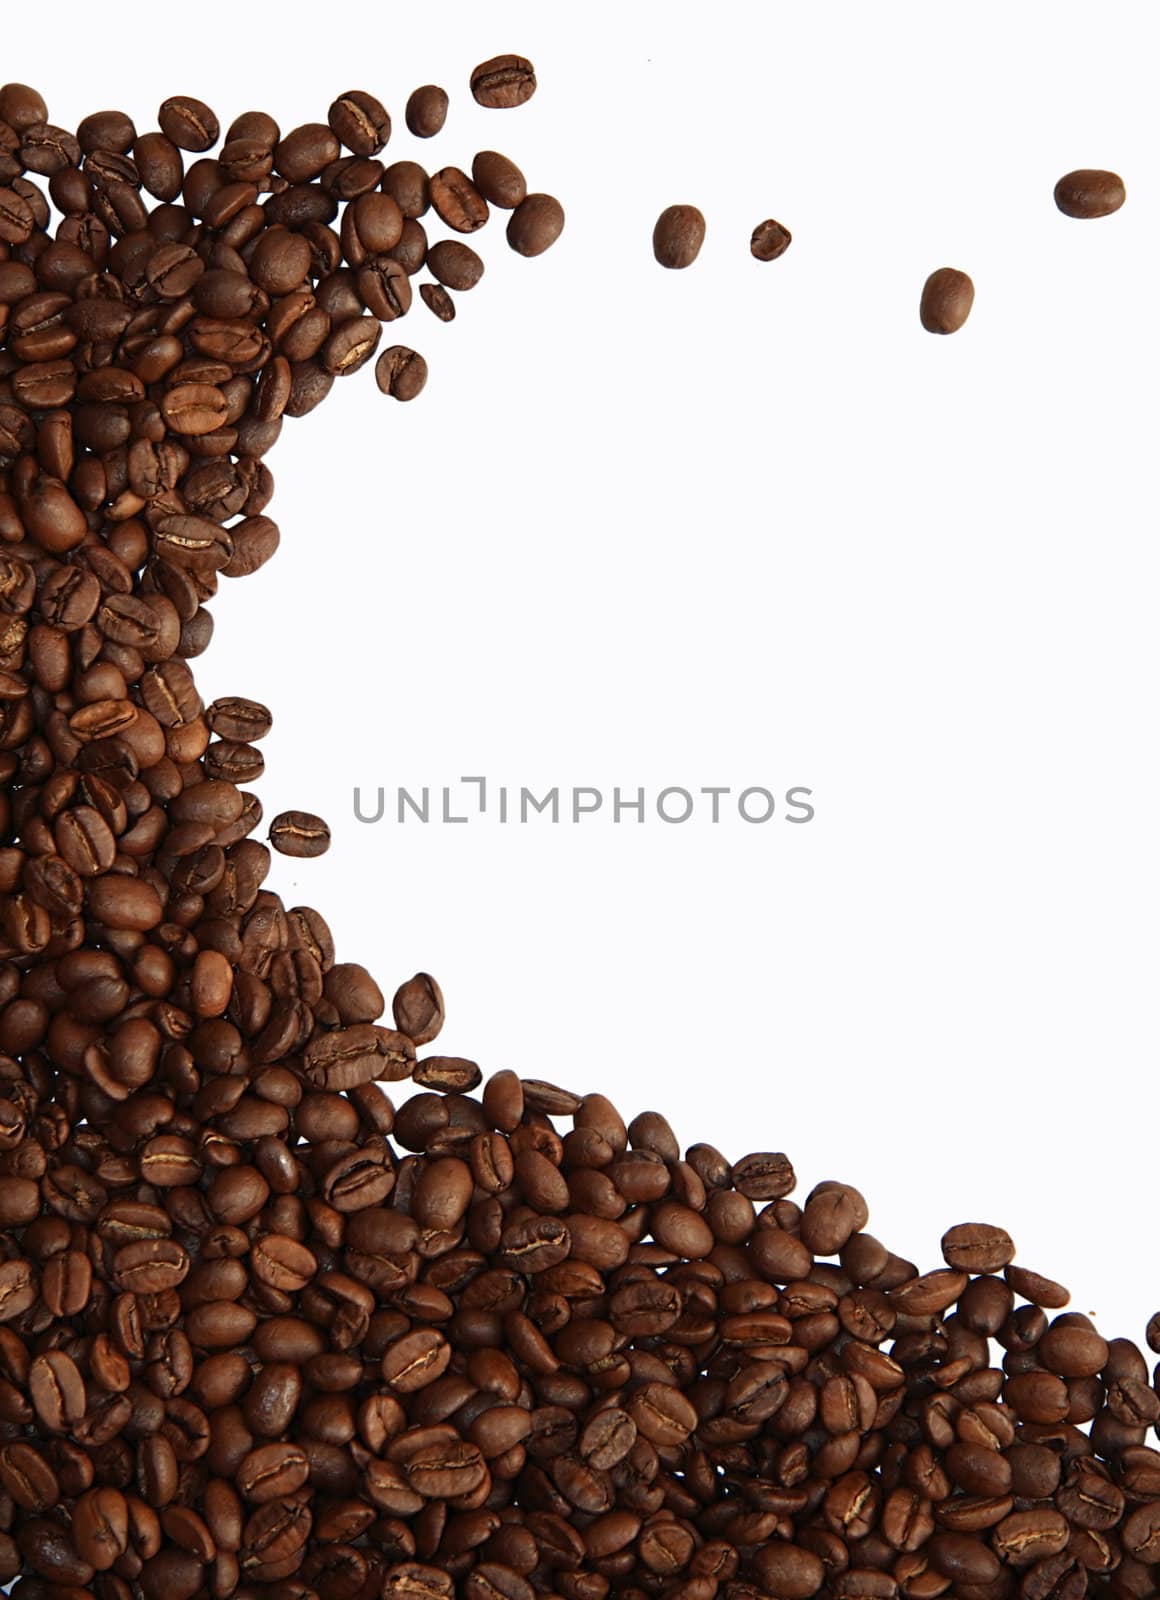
(0, 66), (1155, 1600)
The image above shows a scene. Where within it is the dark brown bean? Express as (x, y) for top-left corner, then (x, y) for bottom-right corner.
(1054, 169), (1125, 219)
(920, 267), (975, 334)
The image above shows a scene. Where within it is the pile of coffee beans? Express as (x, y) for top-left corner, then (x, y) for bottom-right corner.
(0, 66), (1153, 1600)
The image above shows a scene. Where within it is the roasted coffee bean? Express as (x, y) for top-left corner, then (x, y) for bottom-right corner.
(269, 810), (331, 857)
(159, 96), (220, 153)
(383, 160), (430, 218)
(470, 55), (537, 110)
(1007, 1264), (1071, 1309)
(920, 267), (975, 334)
(427, 240), (484, 291)
(329, 90), (391, 157)
(751, 217), (792, 260)
(1054, 169), (1125, 218)
(376, 345), (428, 400)
(472, 150), (527, 209)
(406, 86), (449, 139)
(430, 167), (489, 233)
(1039, 1319), (1110, 1377)
(421, 283), (456, 322)
(507, 193), (565, 257)
(653, 204), (706, 268)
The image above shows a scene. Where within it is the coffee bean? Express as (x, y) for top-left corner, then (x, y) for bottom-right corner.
(72, 1485), (129, 1571)
(1007, 1264), (1071, 1308)
(0, 1443), (59, 1512)
(628, 1381), (698, 1446)
(269, 810), (331, 857)
(329, 91), (391, 158)
(29, 1348), (85, 1430)
(472, 150), (527, 209)
(732, 1150), (796, 1199)
(237, 1442), (310, 1503)
(427, 240), (484, 291)
(751, 217), (792, 260)
(382, 1329), (452, 1393)
(507, 193), (565, 257)
(376, 345), (428, 401)
(383, 160), (430, 218)
(430, 167), (489, 233)
(406, 86), (449, 139)
(941, 1222), (1015, 1273)
(421, 283), (456, 322)
(470, 55), (537, 110)
(753, 1543), (825, 1598)
(404, 1437), (487, 1499)
(920, 267), (974, 334)
(1039, 1319), (1110, 1378)
(653, 204), (706, 269)
(1054, 169), (1125, 219)
(158, 97), (219, 153)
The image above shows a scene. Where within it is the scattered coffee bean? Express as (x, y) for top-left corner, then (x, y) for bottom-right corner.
(376, 344), (428, 400)
(653, 203), (706, 268)
(751, 216), (792, 260)
(406, 85), (449, 139)
(507, 192), (565, 257)
(420, 282), (456, 321)
(920, 266), (975, 333)
(427, 239), (484, 290)
(269, 810), (331, 858)
(470, 54), (537, 110)
(158, 95), (220, 153)
(472, 149), (527, 209)
(1054, 168), (1126, 219)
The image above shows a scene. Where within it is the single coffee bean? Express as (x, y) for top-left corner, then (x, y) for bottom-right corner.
(1038, 1320), (1110, 1378)
(472, 150), (527, 209)
(470, 55), (537, 110)
(376, 345), (428, 401)
(158, 97), (220, 153)
(421, 283), (456, 322)
(1054, 169), (1125, 219)
(751, 218), (792, 260)
(427, 240), (484, 291)
(269, 810), (331, 857)
(920, 267), (975, 334)
(941, 1222), (1015, 1273)
(753, 1542), (825, 1599)
(237, 1442), (310, 1503)
(406, 86), (449, 139)
(653, 204), (706, 269)
(507, 193), (565, 257)
(429, 167), (489, 233)
(329, 90), (391, 157)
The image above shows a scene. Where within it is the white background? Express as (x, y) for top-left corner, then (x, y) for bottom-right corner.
(40, 4), (1160, 1343)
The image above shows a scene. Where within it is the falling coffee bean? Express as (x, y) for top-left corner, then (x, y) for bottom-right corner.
(470, 54), (537, 110)
(507, 192), (565, 257)
(920, 267), (975, 334)
(1054, 168), (1126, 219)
(269, 811), (331, 858)
(653, 204), (706, 269)
(376, 345), (428, 401)
(406, 85), (449, 139)
(751, 217), (792, 261)
(420, 283), (456, 322)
